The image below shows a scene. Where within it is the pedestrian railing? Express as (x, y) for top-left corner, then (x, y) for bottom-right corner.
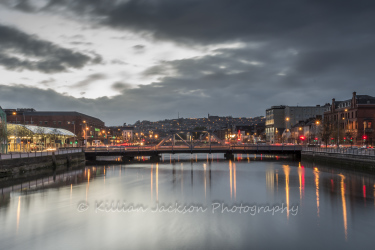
(0, 148), (83, 160)
(302, 147), (375, 157)
(83, 145), (303, 153)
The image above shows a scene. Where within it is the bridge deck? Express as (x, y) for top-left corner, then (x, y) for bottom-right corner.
(84, 145), (302, 157)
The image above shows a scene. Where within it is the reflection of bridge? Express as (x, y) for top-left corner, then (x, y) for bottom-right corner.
(84, 145), (302, 162)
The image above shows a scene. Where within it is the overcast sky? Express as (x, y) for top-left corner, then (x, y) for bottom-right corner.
(0, 0), (374, 125)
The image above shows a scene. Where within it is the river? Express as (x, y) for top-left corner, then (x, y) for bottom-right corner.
(0, 153), (374, 249)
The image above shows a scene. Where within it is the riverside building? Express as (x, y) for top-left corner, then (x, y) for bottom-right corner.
(324, 92), (375, 146)
(266, 104), (328, 144)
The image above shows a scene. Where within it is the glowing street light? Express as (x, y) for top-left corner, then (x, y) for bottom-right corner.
(83, 120), (87, 148)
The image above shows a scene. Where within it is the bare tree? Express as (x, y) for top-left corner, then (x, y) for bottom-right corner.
(320, 119), (334, 148)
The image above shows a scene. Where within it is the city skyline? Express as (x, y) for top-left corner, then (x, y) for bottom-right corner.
(1, 0), (375, 125)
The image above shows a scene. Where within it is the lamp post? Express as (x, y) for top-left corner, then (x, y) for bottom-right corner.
(83, 120), (88, 148)
(73, 122), (76, 147)
(285, 117), (290, 143)
(315, 120), (320, 145)
(337, 115), (345, 147)
(12, 112), (18, 151)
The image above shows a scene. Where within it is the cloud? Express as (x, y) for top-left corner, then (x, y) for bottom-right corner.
(132, 44), (145, 53)
(111, 82), (132, 91)
(70, 73), (107, 88)
(69, 41), (92, 46)
(39, 78), (56, 87)
(0, 24), (100, 73)
(111, 59), (127, 65)
(1, 0), (375, 125)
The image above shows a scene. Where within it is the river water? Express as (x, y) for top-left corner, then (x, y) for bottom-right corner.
(0, 154), (374, 250)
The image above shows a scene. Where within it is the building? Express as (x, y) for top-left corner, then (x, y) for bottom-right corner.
(6, 124), (75, 152)
(324, 92), (375, 146)
(266, 104), (328, 144)
(4, 108), (105, 146)
(266, 106), (287, 144)
(0, 106), (7, 153)
(122, 126), (135, 142)
(288, 118), (320, 144)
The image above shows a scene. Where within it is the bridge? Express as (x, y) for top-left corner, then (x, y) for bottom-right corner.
(84, 145), (302, 162)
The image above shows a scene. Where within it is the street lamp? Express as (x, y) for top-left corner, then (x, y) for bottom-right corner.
(314, 120), (320, 144)
(338, 116), (345, 147)
(13, 112), (18, 151)
(83, 120), (87, 148)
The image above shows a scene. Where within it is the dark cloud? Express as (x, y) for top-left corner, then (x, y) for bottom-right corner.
(142, 64), (171, 77)
(0, 24), (100, 73)
(13, 0), (35, 12)
(111, 82), (132, 91)
(70, 73), (106, 88)
(19, 0), (374, 45)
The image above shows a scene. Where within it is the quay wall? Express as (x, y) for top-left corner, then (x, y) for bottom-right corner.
(0, 153), (86, 178)
(302, 151), (375, 173)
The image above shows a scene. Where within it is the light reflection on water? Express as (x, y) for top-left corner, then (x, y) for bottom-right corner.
(0, 153), (374, 250)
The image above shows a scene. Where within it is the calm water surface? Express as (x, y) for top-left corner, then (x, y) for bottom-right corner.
(0, 154), (374, 250)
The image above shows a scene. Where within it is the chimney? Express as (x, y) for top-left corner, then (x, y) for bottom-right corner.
(332, 98), (335, 112)
(352, 91), (357, 107)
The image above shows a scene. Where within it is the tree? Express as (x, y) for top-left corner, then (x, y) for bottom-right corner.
(320, 119), (334, 148)
(0, 122), (9, 154)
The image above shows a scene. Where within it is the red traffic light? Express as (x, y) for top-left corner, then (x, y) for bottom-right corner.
(299, 136), (305, 141)
(362, 135), (367, 140)
(314, 137), (318, 140)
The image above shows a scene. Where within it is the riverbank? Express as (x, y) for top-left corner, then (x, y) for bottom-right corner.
(302, 151), (375, 173)
(0, 152), (86, 179)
